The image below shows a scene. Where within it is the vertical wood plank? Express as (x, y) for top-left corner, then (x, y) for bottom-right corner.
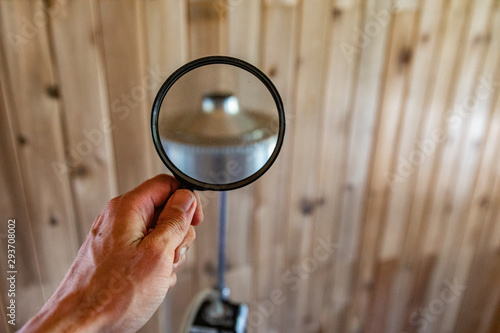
(280, 0), (331, 332)
(421, 0), (492, 261)
(227, 0), (261, 64)
(395, 0), (473, 329)
(330, 0), (393, 331)
(456, 103), (500, 332)
(380, 0), (448, 331)
(0, 0), (80, 304)
(482, 201), (500, 333)
(307, 1), (364, 331)
(483, 263), (500, 333)
(417, 0), (496, 331)
(145, 0), (188, 177)
(437, 2), (500, 331)
(0, 64), (45, 332)
(375, 1), (422, 262)
(253, 1), (300, 332)
(145, 0), (188, 83)
(476, 178), (500, 333)
(188, 0), (227, 58)
(0, 296), (9, 333)
(409, 0), (472, 260)
(453, 85), (500, 333)
(48, 0), (117, 237)
(348, 1), (421, 331)
(98, 0), (157, 194)
(455, 175), (500, 333)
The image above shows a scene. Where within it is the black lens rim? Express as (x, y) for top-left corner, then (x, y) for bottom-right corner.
(151, 55), (286, 191)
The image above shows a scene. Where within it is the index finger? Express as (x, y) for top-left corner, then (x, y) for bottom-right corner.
(192, 191), (204, 226)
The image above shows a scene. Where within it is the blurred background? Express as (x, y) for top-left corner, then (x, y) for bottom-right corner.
(1, 0), (499, 332)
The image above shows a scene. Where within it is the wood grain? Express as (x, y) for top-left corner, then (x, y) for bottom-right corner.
(98, 0), (156, 194)
(0, 0), (499, 332)
(48, 0), (117, 237)
(0, 0), (80, 300)
(254, 1), (300, 331)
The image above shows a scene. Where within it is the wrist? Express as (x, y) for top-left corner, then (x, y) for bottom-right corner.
(19, 288), (108, 333)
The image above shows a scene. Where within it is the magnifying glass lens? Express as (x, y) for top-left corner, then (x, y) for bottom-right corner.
(151, 57), (285, 191)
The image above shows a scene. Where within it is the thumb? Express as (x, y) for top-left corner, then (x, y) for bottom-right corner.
(151, 189), (196, 253)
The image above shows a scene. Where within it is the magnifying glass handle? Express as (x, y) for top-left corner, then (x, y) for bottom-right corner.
(173, 175), (197, 191)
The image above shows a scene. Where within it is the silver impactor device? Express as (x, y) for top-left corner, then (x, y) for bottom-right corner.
(160, 92), (278, 185)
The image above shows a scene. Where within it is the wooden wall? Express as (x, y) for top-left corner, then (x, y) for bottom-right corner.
(0, 0), (499, 332)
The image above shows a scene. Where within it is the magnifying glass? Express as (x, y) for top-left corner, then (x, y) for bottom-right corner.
(151, 56), (285, 191)
(150, 56), (285, 332)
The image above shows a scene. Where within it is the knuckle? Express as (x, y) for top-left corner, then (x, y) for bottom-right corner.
(119, 192), (136, 205)
(90, 216), (102, 236)
(105, 196), (122, 213)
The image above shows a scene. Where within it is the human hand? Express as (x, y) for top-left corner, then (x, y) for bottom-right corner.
(20, 174), (204, 332)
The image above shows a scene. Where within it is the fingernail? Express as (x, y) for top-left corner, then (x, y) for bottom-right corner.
(170, 190), (194, 212)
